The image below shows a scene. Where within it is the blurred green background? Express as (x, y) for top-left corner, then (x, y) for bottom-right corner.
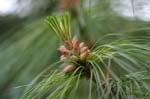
(0, 0), (150, 99)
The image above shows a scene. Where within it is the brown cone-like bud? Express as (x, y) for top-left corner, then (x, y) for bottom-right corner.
(64, 40), (73, 50)
(72, 36), (79, 51)
(57, 45), (69, 55)
(63, 63), (76, 73)
(60, 55), (67, 62)
(79, 42), (85, 49)
(80, 51), (89, 61)
(80, 46), (88, 53)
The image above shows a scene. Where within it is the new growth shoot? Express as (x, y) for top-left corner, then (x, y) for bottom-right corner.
(46, 12), (92, 75)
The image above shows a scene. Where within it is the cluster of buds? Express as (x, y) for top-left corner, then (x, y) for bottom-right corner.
(57, 36), (90, 73)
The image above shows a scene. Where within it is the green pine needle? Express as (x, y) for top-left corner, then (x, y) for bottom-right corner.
(46, 12), (71, 42)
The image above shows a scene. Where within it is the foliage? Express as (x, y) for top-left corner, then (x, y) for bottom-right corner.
(21, 12), (150, 99)
(0, 0), (150, 99)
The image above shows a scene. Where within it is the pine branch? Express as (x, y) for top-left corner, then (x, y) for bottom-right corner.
(21, 12), (150, 99)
